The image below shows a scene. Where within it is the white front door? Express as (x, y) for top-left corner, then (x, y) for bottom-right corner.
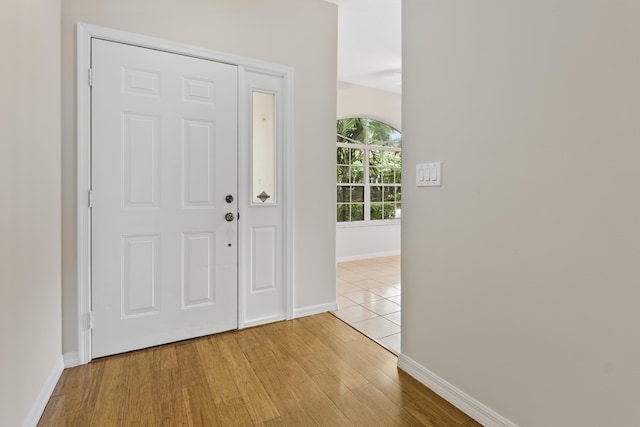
(91, 39), (238, 358)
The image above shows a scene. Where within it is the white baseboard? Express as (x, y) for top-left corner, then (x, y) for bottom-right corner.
(63, 352), (80, 368)
(243, 302), (338, 327)
(336, 250), (400, 263)
(293, 302), (338, 318)
(241, 314), (286, 329)
(22, 355), (64, 427)
(397, 353), (518, 427)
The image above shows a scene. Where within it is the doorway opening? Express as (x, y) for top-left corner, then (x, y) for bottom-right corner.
(332, 118), (401, 354)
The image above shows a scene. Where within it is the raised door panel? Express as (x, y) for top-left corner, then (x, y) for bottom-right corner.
(122, 114), (159, 208)
(251, 226), (276, 292)
(122, 235), (160, 317)
(183, 120), (215, 207)
(182, 232), (215, 308)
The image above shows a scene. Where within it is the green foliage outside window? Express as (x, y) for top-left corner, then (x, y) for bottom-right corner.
(337, 118), (401, 223)
(336, 118), (401, 147)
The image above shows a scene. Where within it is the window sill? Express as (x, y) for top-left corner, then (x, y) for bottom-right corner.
(336, 220), (401, 229)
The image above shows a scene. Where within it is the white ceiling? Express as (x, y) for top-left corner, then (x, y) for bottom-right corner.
(326, 0), (401, 94)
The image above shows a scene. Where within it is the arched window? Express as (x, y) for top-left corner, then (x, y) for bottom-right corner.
(337, 118), (401, 223)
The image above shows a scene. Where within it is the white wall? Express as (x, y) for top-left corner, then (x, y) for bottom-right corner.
(336, 82), (401, 261)
(402, 1), (640, 426)
(61, 0), (337, 353)
(336, 224), (400, 262)
(337, 81), (401, 130)
(0, 0), (62, 425)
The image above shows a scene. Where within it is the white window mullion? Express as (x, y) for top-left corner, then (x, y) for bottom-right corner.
(364, 147), (370, 221)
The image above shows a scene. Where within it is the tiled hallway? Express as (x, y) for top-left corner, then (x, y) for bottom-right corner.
(332, 256), (401, 354)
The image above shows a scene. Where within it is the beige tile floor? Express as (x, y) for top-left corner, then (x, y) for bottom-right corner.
(332, 256), (401, 354)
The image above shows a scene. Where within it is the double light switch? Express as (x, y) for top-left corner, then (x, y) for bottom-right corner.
(416, 162), (441, 186)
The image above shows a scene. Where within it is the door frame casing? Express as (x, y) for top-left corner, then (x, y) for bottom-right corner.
(76, 22), (294, 365)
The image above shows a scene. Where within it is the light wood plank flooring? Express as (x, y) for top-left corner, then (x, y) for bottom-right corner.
(40, 313), (481, 426)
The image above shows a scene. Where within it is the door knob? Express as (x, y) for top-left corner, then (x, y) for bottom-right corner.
(225, 212), (235, 222)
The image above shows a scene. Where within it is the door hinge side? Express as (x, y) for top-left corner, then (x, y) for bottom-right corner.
(88, 68), (93, 87)
(88, 190), (94, 208)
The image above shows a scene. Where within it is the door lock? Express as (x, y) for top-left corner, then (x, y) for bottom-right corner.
(225, 212), (235, 222)
(225, 195), (234, 203)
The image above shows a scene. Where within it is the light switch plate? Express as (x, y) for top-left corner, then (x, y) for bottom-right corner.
(416, 162), (441, 186)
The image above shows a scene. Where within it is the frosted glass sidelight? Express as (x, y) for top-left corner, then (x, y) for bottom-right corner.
(252, 91), (276, 204)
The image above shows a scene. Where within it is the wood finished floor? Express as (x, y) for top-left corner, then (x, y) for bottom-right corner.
(40, 313), (481, 426)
